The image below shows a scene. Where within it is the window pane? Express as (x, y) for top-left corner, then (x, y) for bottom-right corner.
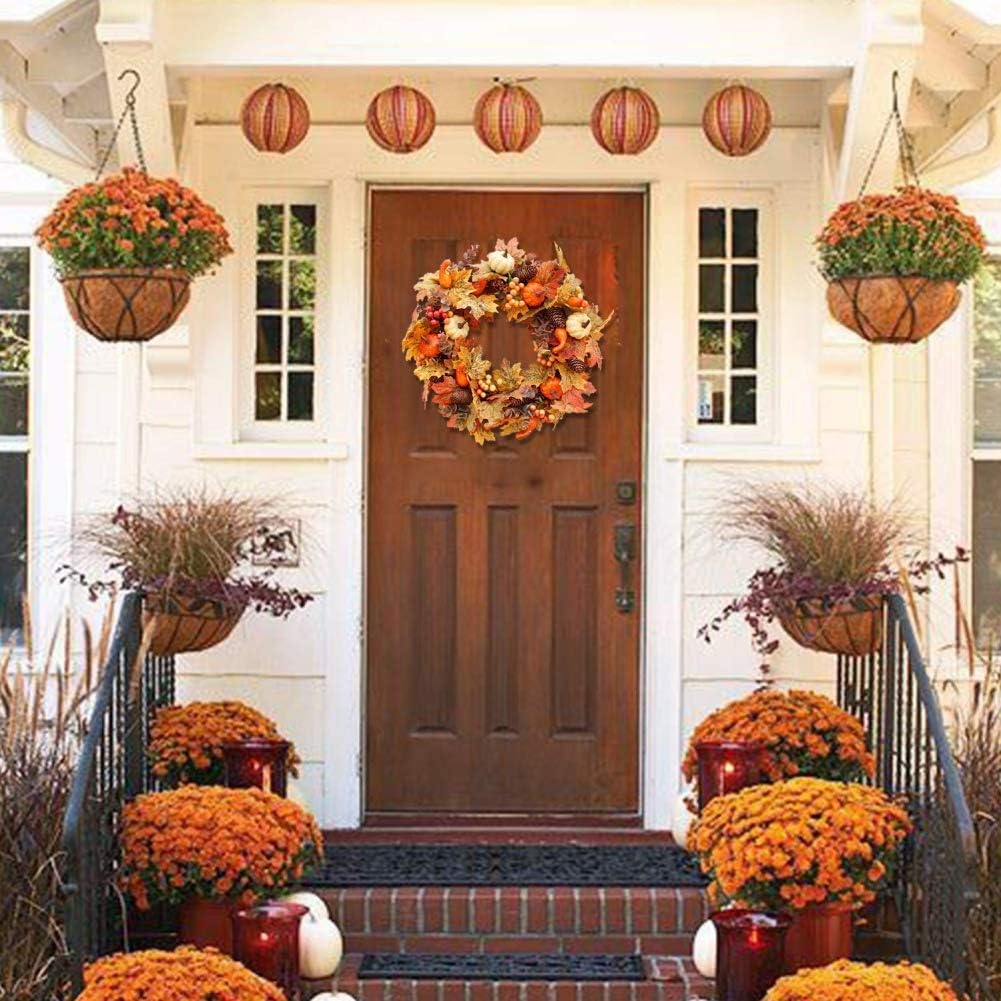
(975, 382), (1001, 443)
(731, 264), (758, 313)
(256, 261), (283, 309)
(255, 315), (282, 364)
(0, 375), (28, 435)
(699, 208), (725, 257)
(0, 452), (26, 641)
(289, 204), (316, 254)
(698, 320), (725, 369)
(255, 371), (281, 420)
(731, 209), (758, 258)
(257, 205), (284, 254)
(0, 313), (29, 373)
(699, 264), (725, 312)
(289, 316), (314, 364)
(731, 375), (757, 424)
(974, 261), (1001, 443)
(731, 320), (757, 369)
(974, 462), (1001, 646)
(0, 248), (29, 310)
(289, 260), (315, 310)
(697, 373), (724, 424)
(287, 372), (314, 420)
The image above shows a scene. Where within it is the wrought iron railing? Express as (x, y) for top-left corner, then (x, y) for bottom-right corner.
(60, 593), (175, 995)
(837, 593), (983, 997)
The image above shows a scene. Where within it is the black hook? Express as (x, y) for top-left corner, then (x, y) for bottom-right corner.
(118, 68), (141, 105)
(891, 69), (900, 113)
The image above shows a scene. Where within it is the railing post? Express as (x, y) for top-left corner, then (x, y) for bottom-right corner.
(881, 603), (897, 796)
(122, 595), (144, 800)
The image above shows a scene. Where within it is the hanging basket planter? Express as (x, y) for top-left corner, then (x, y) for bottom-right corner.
(777, 593), (884, 657)
(142, 591), (244, 656)
(36, 70), (232, 344)
(60, 267), (192, 342)
(816, 74), (985, 345)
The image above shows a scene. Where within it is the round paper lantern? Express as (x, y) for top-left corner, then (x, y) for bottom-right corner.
(277, 891), (329, 922)
(366, 85), (436, 153)
(590, 86), (660, 155)
(299, 913), (344, 979)
(241, 83), (310, 154)
(702, 84), (772, 157)
(692, 918), (717, 979)
(474, 82), (542, 153)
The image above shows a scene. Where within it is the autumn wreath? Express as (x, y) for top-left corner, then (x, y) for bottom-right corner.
(402, 238), (613, 444)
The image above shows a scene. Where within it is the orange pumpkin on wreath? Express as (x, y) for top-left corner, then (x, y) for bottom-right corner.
(402, 238), (614, 444)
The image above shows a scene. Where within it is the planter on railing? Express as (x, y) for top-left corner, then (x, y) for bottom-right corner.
(777, 593), (883, 657)
(142, 592), (244, 656)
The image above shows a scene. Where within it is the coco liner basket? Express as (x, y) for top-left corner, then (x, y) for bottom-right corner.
(61, 267), (191, 342)
(777, 592), (883, 656)
(142, 592), (243, 656)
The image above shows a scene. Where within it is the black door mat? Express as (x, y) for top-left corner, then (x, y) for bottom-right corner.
(312, 843), (706, 887)
(358, 954), (646, 982)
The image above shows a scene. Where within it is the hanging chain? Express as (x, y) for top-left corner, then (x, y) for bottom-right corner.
(95, 69), (148, 179)
(857, 70), (921, 198)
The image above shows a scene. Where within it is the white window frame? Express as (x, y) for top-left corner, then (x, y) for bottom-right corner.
(686, 187), (775, 444)
(239, 186), (328, 442)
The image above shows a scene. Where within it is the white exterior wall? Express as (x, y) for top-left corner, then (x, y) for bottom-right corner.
(20, 77), (902, 829)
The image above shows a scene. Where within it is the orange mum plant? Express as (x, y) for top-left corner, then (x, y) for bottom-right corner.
(762, 958), (960, 1001)
(148, 700), (301, 786)
(120, 786), (322, 910)
(689, 777), (911, 911)
(682, 690), (875, 790)
(79, 947), (285, 1001)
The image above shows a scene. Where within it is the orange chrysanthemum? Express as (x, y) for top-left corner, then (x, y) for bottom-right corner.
(120, 785), (322, 911)
(682, 690), (875, 789)
(689, 777), (911, 912)
(148, 700), (301, 786)
(81, 947), (285, 1001)
(763, 959), (960, 1001)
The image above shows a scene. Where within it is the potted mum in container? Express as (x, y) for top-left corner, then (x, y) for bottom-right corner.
(763, 959), (960, 1001)
(818, 185), (985, 344)
(698, 481), (965, 675)
(63, 485), (312, 656)
(690, 777), (912, 973)
(36, 166), (232, 342)
(120, 785), (323, 953)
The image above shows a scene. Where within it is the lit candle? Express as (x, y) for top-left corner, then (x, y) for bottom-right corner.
(711, 909), (792, 1001)
(222, 739), (290, 797)
(233, 902), (309, 1000)
(695, 740), (765, 810)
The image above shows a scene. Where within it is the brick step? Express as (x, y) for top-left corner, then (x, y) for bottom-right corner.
(304, 954), (714, 1001)
(312, 887), (709, 956)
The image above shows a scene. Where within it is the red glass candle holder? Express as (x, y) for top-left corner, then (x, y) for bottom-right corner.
(695, 739), (765, 810)
(232, 902), (308, 999)
(222, 739), (290, 796)
(711, 909), (792, 1001)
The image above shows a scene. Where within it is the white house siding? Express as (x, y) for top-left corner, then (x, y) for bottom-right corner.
(22, 75), (929, 828)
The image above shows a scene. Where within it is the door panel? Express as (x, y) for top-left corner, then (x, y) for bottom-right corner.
(366, 189), (645, 815)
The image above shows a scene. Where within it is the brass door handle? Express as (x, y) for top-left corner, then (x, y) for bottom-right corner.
(614, 523), (636, 613)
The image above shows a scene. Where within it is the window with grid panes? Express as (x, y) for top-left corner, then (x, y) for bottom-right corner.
(972, 258), (1001, 646)
(0, 245), (29, 641)
(254, 201), (317, 422)
(696, 205), (760, 426)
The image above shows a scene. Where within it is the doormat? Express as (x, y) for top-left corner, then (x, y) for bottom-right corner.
(358, 953), (646, 982)
(312, 843), (707, 887)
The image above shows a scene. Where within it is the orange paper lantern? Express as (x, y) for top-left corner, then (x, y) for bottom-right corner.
(473, 83), (542, 153)
(702, 84), (772, 157)
(240, 83), (310, 154)
(366, 85), (436, 153)
(591, 86), (660, 155)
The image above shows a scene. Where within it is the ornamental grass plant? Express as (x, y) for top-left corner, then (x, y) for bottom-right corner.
(148, 700), (301, 786)
(682, 689), (875, 788)
(0, 607), (111, 1001)
(79, 947), (285, 1001)
(762, 959), (960, 1001)
(817, 186), (985, 283)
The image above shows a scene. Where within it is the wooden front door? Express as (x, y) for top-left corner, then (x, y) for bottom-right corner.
(367, 189), (644, 818)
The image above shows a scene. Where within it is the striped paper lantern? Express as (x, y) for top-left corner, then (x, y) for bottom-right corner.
(473, 83), (542, 153)
(702, 84), (772, 157)
(240, 83), (310, 154)
(591, 86), (660, 155)
(366, 85), (436, 153)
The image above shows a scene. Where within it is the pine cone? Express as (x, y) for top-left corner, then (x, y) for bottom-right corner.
(567, 358), (586, 373)
(535, 306), (568, 331)
(513, 261), (537, 284)
(450, 386), (473, 406)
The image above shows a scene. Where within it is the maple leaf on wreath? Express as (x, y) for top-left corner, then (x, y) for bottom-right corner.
(554, 388), (593, 414)
(457, 345), (491, 383)
(533, 260), (567, 300)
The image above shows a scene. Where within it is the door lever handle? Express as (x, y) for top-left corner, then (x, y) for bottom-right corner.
(613, 523), (636, 613)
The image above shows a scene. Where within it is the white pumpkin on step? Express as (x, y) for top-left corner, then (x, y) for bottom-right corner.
(277, 890), (329, 922)
(309, 994), (356, 1001)
(692, 918), (717, 979)
(672, 790), (697, 851)
(299, 911), (344, 979)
